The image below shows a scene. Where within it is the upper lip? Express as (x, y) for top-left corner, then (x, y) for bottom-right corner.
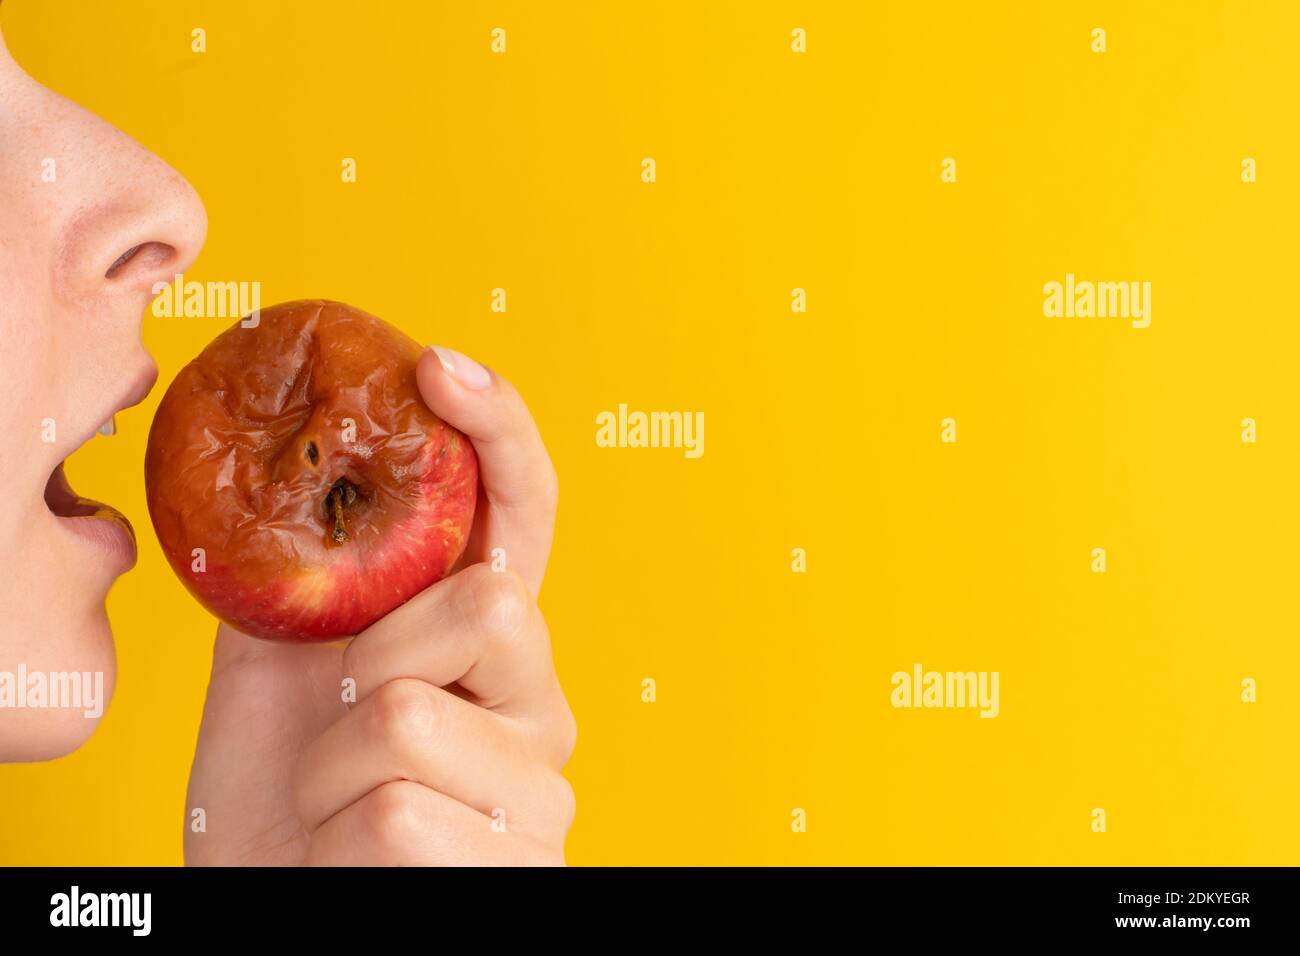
(54, 361), (159, 464)
(116, 361), (159, 417)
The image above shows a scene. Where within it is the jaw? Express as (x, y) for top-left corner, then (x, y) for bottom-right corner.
(0, 540), (118, 761)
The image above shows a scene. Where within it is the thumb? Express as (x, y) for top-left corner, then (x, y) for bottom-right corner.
(417, 346), (558, 597)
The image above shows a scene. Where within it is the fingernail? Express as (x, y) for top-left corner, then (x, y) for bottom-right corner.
(430, 345), (491, 390)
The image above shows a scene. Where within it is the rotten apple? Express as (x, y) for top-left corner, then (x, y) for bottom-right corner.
(144, 300), (478, 641)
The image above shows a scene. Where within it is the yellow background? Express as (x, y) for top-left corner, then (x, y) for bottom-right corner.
(2, 0), (1297, 865)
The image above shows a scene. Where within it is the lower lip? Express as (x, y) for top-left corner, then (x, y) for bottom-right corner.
(57, 511), (138, 572)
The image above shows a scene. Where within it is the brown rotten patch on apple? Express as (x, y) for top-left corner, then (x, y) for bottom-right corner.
(144, 301), (479, 642)
(300, 439), (362, 544)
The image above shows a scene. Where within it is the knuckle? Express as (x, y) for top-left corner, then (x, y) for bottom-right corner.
(520, 696), (577, 771)
(369, 679), (443, 752)
(468, 564), (532, 646)
(364, 781), (434, 850)
(554, 702), (578, 766)
(551, 774), (577, 830)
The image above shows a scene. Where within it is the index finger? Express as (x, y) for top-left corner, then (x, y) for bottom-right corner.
(417, 347), (557, 598)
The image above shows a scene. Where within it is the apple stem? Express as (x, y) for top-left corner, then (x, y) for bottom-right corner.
(330, 486), (347, 543)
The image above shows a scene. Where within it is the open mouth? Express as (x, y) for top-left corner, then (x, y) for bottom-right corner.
(40, 364), (157, 567)
(44, 456), (136, 559)
(46, 462), (107, 517)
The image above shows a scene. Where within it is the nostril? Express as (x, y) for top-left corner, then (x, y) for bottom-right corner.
(104, 241), (175, 280)
(104, 245), (140, 278)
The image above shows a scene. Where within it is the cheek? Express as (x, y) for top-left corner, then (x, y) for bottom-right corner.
(0, 284), (61, 509)
(0, 280), (54, 411)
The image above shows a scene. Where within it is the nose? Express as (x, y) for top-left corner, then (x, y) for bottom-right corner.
(51, 119), (209, 303)
(0, 48), (208, 304)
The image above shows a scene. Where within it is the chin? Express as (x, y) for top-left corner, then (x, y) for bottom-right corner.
(0, 605), (117, 763)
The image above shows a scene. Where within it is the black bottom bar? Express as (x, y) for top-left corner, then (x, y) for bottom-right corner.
(0, 866), (1278, 941)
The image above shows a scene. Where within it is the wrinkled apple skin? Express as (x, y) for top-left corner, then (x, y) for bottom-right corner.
(145, 300), (478, 642)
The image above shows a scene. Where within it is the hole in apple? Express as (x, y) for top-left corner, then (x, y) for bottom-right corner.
(324, 478), (359, 544)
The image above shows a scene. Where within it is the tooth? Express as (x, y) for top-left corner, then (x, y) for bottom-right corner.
(98, 415), (117, 437)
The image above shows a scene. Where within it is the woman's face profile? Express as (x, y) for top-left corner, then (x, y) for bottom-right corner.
(0, 16), (207, 760)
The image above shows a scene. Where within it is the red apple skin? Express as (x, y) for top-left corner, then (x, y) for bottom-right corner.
(145, 300), (478, 642)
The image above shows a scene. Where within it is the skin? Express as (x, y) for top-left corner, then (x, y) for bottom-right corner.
(2, 15), (575, 864)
